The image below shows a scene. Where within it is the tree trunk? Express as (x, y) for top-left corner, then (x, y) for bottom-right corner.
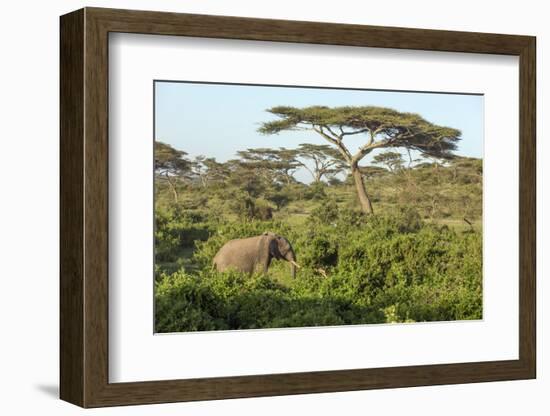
(351, 166), (374, 214)
(169, 183), (178, 202)
(314, 171), (322, 183)
(165, 174), (178, 202)
(284, 171), (293, 185)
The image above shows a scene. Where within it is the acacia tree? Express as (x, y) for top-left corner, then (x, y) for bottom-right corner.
(274, 148), (302, 184)
(154, 141), (192, 202)
(192, 156), (230, 188)
(259, 106), (461, 214)
(372, 151), (405, 173)
(225, 158), (268, 198)
(236, 148), (300, 185)
(295, 143), (347, 183)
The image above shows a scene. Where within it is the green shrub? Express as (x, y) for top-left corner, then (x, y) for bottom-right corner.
(155, 209), (482, 332)
(308, 198), (339, 225)
(155, 269), (374, 332)
(155, 206), (214, 263)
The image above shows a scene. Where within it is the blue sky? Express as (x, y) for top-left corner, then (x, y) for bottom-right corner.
(155, 81), (483, 183)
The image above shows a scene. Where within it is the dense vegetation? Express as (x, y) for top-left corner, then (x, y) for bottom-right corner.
(154, 139), (483, 332)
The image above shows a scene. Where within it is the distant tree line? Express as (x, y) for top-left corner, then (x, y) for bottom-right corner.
(155, 105), (467, 215)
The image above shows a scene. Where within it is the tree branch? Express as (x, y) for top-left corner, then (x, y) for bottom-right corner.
(296, 160), (317, 182)
(312, 125), (352, 162)
(352, 138), (393, 165)
(341, 127), (371, 137)
(323, 125), (343, 142)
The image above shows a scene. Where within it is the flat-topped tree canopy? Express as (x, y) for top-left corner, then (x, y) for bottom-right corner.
(259, 105), (462, 161)
(236, 148), (300, 181)
(259, 105), (462, 214)
(154, 140), (191, 173)
(154, 140), (193, 202)
(296, 143), (346, 162)
(373, 151), (405, 172)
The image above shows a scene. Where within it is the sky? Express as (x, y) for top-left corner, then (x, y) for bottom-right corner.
(154, 81), (484, 183)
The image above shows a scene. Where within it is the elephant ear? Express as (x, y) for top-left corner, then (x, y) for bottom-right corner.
(268, 236), (280, 259)
(276, 236), (291, 255)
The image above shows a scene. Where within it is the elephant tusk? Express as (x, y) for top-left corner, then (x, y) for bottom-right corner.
(289, 260), (301, 269)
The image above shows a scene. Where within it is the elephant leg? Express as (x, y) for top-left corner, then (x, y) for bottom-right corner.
(262, 257), (272, 274)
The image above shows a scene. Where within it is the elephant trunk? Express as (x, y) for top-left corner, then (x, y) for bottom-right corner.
(286, 250), (298, 279)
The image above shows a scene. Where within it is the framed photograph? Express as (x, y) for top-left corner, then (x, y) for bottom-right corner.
(60, 7), (536, 408)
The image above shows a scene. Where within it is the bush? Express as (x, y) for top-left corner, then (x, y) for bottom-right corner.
(307, 198), (339, 225)
(155, 268), (387, 332)
(304, 181), (327, 200)
(155, 209), (482, 332)
(155, 206), (214, 263)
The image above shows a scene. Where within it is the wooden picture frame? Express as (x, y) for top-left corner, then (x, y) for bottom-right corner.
(60, 7), (536, 408)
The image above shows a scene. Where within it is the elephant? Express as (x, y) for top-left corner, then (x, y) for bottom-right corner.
(213, 232), (299, 278)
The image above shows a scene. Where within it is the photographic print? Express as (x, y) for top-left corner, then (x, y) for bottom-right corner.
(154, 81), (483, 333)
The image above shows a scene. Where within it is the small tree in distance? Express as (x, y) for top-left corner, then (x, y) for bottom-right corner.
(236, 148), (300, 185)
(259, 106), (461, 214)
(372, 151), (405, 173)
(295, 143), (347, 183)
(192, 156), (230, 188)
(154, 141), (192, 202)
